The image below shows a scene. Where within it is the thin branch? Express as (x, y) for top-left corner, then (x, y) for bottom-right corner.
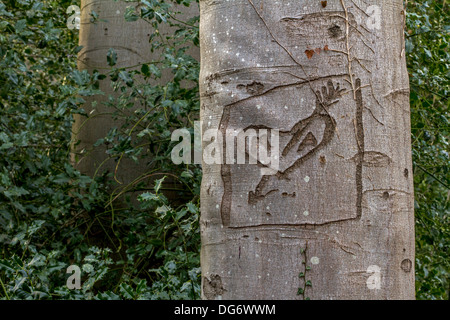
(340, 0), (357, 100)
(416, 164), (450, 189)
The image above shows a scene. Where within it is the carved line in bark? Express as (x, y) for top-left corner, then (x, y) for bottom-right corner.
(247, 80), (344, 205)
(351, 151), (392, 167)
(202, 71), (346, 104)
(218, 79), (365, 228)
(355, 78), (364, 220)
(214, 0), (385, 228)
(246, 0), (342, 120)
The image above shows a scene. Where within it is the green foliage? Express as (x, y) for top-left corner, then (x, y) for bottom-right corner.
(0, 0), (447, 300)
(0, 0), (200, 300)
(406, 0), (449, 300)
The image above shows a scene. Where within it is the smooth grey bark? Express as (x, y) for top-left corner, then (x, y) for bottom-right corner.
(200, 0), (415, 299)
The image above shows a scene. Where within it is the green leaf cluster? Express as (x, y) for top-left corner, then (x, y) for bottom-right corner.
(406, 0), (449, 300)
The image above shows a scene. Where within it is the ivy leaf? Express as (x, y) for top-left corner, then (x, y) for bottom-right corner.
(14, 19), (27, 33)
(119, 283), (135, 299)
(70, 70), (90, 85)
(138, 192), (159, 202)
(149, 64), (161, 78)
(186, 202), (197, 214)
(107, 48), (117, 66)
(118, 70), (133, 86)
(141, 63), (150, 76)
(4, 186), (30, 198)
(154, 176), (166, 193)
(124, 6), (139, 22)
(181, 170), (193, 178)
(95, 291), (121, 300)
(155, 12), (167, 23)
(424, 48), (432, 59)
(155, 205), (170, 216)
(82, 263), (94, 273)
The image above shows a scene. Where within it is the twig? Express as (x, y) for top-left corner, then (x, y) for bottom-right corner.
(340, 0), (357, 100)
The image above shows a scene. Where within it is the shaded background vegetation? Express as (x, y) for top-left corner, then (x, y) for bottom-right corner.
(0, 0), (448, 299)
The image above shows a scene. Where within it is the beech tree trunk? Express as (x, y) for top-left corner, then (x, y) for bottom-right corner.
(200, 0), (415, 299)
(73, 0), (150, 184)
(73, 1), (198, 193)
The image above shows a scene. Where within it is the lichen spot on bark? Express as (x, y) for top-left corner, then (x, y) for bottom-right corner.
(203, 274), (225, 300)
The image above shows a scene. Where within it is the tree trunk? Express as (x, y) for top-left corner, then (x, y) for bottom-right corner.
(73, 1), (199, 197)
(200, 0), (415, 299)
(73, 0), (152, 185)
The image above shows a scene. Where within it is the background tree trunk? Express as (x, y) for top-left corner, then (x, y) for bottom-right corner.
(73, 1), (199, 198)
(200, 0), (415, 299)
(73, 0), (152, 186)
